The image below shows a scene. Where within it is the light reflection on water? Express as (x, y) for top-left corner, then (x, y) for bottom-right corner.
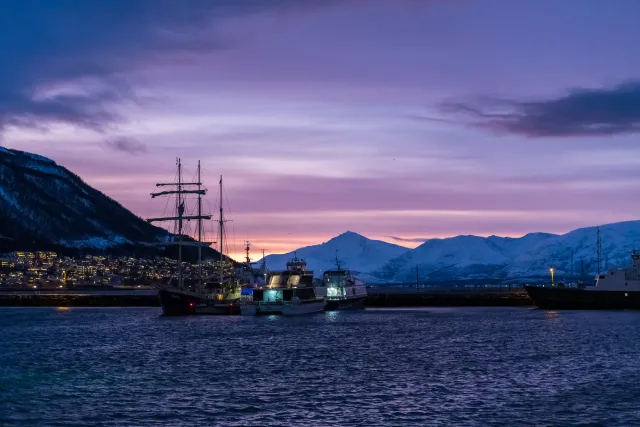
(2, 307), (640, 426)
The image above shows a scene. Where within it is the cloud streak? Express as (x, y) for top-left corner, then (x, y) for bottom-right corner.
(387, 236), (429, 243)
(0, 0), (348, 134)
(442, 81), (640, 137)
(103, 137), (147, 155)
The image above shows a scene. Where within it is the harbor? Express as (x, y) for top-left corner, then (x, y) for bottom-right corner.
(0, 286), (534, 308)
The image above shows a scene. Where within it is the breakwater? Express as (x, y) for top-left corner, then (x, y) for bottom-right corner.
(365, 288), (533, 307)
(0, 287), (533, 308)
(0, 290), (159, 307)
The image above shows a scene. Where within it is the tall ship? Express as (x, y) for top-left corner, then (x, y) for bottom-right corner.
(525, 227), (640, 310)
(240, 253), (325, 316)
(314, 252), (368, 310)
(148, 159), (246, 315)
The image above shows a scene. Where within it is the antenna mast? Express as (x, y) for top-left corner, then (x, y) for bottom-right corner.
(597, 226), (602, 276)
(570, 248), (574, 277)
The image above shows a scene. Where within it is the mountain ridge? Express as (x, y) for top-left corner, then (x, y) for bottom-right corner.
(0, 146), (226, 261)
(263, 222), (640, 283)
(260, 230), (409, 277)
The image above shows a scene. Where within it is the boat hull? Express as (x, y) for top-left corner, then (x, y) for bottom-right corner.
(239, 303), (257, 316)
(158, 288), (240, 315)
(281, 300), (326, 316)
(158, 288), (197, 315)
(325, 296), (366, 311)
(525, 285), (640, 310)
(242, 299), (326, 316)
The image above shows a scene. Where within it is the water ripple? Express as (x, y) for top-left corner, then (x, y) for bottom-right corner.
(2, 307), (640, 426)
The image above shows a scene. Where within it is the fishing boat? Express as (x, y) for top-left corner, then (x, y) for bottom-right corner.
(148, 160), (246, 315)
(240, 254), (325, 316)
(314, 252), (367, 310)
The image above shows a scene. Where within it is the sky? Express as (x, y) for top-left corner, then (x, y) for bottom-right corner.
(2, 0), (640, 260)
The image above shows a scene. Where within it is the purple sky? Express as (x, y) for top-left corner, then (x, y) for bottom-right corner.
(2, 0), (640, 258)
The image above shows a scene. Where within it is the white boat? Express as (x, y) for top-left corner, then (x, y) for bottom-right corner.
(314, 253), (367, 310)
(240, 254), (325, 316)
(280, 296), (326, 316)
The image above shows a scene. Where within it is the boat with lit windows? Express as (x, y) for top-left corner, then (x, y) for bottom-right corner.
(525, 249), (640, 310)
(240, 254), (325, 316)
(151, 160), (256, 315)
(314, 254), (367, 310)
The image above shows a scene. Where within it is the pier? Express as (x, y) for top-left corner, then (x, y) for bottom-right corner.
(0, 289), (159, 307)
(0, 286), (534, 308)
(364, 287), (533, 307)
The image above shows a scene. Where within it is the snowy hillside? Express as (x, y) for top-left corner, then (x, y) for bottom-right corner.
(374, 235), (511, 283)
(270, 223), (640, 284)
(374, 222), (640, 283)
(0, 146), (170, 254)
(506, 222), (640, 277)
(261, 231), (409, 277)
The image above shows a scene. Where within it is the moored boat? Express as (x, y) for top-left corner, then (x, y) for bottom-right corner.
(240, 254), (325, 315)
(314, 253), (367, 310)
(525, 249), (640, 310)
(149, 161), (253, 315)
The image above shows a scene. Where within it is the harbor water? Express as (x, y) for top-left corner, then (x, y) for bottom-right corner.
(2, 307), (640, 426)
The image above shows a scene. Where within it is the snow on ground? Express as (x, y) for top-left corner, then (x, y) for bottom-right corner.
(58, 235), (130, 249)
(272, 222), (640, 283)
(263, 231), (409, 277)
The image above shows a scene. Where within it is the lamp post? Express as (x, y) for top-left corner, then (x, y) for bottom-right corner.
(550, 268), (554, 287)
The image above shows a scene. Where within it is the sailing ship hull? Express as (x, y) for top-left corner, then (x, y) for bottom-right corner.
(158, 288), (198, 316)
(325, 296), (367, 311)
(158, 288), (240, 315)
(525, 285), (640, 310)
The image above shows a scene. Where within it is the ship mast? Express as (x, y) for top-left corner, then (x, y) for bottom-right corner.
(261, 248), (267, 280)
(178, 159), (183, 288)
(245, 241), (251, 265)
(146, 158), (212, 291)
(197, 161), (202, 293)
(219, 175), (224, 286)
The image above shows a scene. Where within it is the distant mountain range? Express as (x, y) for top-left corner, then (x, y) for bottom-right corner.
(3, 146), (638, 279)
(0, 146), (224, 261)
(261, 222), (640, 283)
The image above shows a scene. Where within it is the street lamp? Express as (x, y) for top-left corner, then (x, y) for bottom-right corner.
(550, 268), (554, 287)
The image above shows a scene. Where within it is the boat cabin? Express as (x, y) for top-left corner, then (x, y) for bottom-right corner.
(251, 287), (317, 303)
(266, 253), (314, 289)
(593, 250), (640, 291)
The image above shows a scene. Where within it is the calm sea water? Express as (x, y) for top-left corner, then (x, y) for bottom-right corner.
(2, 307), (640, 426)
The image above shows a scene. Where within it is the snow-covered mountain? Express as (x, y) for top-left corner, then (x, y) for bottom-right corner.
(260, 231), (409, 278)
(0, 146), (223, 260)
(506, 222), (640, 278)
(375, 222), (640, 283)
(0, 146), (169, 253)
(268, 222), (640, 283)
